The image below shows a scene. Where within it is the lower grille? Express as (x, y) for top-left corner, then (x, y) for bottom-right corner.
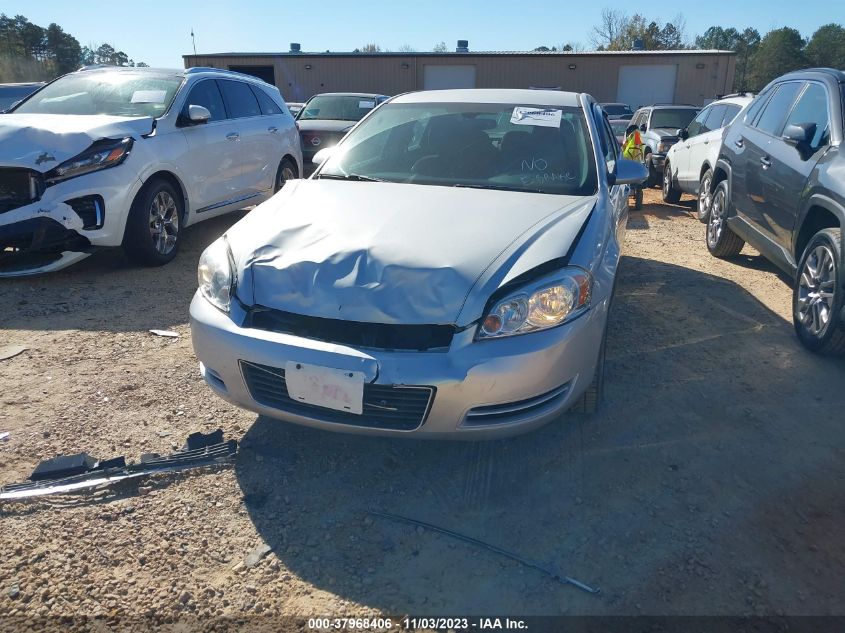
(247, 307), (455, 351)
(240, 361), (435, 431)
(0, 217), (89, 273)
(0, 168), (43, 214)
(66, 195), (104, 230)
(463, 382), (571, 427)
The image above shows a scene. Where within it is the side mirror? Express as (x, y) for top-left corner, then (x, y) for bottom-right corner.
(187, 104), (211, 124)
(783, 123), (815, 146)
(610, 158), (649, 186)
(312, 147), (335, 166)
(677, 128), (688, 141)
(639, 124), (647, 133)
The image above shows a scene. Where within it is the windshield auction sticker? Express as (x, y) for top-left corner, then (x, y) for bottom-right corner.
(510, 106), (562, 128)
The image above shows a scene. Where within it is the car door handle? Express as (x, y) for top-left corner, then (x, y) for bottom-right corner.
(760, 156), (772, 168)
(734, 138), (744, 148)
(268, 126), (279, 133)
(226, 132), (240, 141)
(703, 139), (710, 145)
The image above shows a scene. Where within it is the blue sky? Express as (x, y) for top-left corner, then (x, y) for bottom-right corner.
(2, 0), (837, 68)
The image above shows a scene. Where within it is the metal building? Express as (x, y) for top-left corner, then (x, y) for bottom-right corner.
(183, 42), (736, 108)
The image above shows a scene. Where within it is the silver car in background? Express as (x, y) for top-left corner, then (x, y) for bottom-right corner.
(190, 89), (647, 438)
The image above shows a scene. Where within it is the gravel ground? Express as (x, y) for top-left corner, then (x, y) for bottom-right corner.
(1, 188), (844, 627)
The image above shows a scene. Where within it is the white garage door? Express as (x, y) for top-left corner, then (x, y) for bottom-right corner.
(423, 65), (477, 90)
(617, 64), (678, 110)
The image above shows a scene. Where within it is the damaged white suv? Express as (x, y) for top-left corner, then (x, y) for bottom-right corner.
(0, 66), (301, 276)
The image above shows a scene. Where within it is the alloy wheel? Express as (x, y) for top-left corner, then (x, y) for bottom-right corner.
(663, 167), (671, 196)
(797, 244), (836, 336)
(149, 190), (179, 256)
(707, 189), (725, 246)
(699, 175), (712, 215)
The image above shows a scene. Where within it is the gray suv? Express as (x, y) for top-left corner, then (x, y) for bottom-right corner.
(629, 105), (700, 185)
(707, 68), (845, 355)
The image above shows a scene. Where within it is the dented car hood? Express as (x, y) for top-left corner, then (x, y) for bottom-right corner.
(0, 114), (153, 170)
(228, 180), (596, 327)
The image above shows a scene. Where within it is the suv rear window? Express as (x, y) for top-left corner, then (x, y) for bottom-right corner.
(219, 79), (261, 119)
(251, 86), (284, 116)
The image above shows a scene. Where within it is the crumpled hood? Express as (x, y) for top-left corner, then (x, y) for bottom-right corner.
(296, 119), (356, 134)
(228, 180), (596, 326)
(0, 114), (153, 171)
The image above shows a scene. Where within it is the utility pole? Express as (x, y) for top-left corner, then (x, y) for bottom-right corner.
(191, 29), (197, 55)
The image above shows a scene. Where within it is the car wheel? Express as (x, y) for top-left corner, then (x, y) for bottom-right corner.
(793, 228), (845, 355)
(662, 161), (682, 203)
(696, 169), (714, 223)
(706, 181), (744, 258)
(275, 158), (298, 193)
(569, 324), (607, 414)
(122, 178), (183, 266)
(632, 186), (643, 210)
(644, 152), (658, 188)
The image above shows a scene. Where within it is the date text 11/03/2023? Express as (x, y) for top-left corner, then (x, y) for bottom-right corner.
(306, 617), (529, 630)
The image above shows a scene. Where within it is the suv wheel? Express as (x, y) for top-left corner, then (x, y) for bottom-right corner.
(706, 181), (744, 258)
(123, 178), (183, 266)
(697, 169), (713, 223)
(662, 161), (681, 203)
(275, 158), (298, 193)
(793, 228), (845, 355)
(644, 151), (658, 187)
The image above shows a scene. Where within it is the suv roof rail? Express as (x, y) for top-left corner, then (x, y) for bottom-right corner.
(185, 66), (268, 82)
(715, 92), (754, 99)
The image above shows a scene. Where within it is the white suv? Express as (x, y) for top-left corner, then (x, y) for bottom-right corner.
(0, 66), (302, 276)
(662, 94), (752, 221)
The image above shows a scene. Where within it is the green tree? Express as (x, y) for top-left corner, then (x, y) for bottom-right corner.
(432, 41), (447, 52)
(45, 23), (81, 75)
(748, 27), (807, 90)
(805, 23), (845, 69)
(695, 26), (760, 91)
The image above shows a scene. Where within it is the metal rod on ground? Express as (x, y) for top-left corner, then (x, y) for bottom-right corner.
(368, 509), (601, 595)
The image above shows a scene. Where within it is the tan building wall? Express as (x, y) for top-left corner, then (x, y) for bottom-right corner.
(183, 51), (736, 107)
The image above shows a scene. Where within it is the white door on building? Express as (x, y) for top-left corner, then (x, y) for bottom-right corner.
(617, 64), (677, 110)
(423, 65), (477, 90)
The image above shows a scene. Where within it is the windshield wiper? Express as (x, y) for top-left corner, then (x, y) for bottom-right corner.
(453, 183), (548, 194)
(318, 173), (386, 182)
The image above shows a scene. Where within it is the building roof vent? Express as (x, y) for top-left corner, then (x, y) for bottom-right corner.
(632, 38), (644, 51)
(456, 40), (469, 53)
(290, 43), (301, 53)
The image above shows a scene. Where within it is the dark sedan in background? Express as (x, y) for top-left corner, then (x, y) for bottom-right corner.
(0, 82), (45, 112)
(296, 92), (388, 172)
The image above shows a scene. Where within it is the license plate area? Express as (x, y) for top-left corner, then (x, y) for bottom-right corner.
(284, 361), (364, 414)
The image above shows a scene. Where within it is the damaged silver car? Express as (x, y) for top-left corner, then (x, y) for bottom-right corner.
(190, 89), (647, 438)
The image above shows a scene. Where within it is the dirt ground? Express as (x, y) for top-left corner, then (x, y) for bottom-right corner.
(1, 188), (844, 625)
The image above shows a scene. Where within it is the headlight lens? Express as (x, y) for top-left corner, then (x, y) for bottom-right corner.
(198, 238), (235, 312)
(477, 267), (591, 339)
(657, 141), (673, 153)
(45, 137), (133, 185)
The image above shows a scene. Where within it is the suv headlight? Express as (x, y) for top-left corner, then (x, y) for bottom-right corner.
(45, 137), (133, 185)
(657, 141), (673, 153)
(476, 267), (591, 340)
(198, 237), (236, 312)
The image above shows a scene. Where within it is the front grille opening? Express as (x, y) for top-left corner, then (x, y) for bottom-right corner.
(66, 195), (104, 230)
(246, 307), (456, 351)
(0, 168), (44, 215)
(463, 382), (571, 427)
(240, 360), (435, 431)
(0, 217), (90, 274)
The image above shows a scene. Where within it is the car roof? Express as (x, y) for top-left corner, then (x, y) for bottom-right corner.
(392, 89), (582, 107)
(711, 95), (753, 107)
(308, 92), (388, 98)
(777, 67), (845, 83)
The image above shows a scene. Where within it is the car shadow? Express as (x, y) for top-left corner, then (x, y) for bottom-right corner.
(234, 256), (845, 615)
(0, 211), (247, 333)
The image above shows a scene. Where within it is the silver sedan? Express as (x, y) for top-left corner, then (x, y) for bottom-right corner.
(189, 89), (647, 438)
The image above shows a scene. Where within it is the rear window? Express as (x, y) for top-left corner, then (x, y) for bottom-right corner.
(219, 80), (261, 118)
(298, 95), (378, 122)
(251, 85), (284, 115)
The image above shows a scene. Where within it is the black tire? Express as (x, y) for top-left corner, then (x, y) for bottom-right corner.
(569, 325), (607, 414)
(706, 181), (744, 258)
(122, 178), (183, 266)
(696, 169), (714, 223)
(644, 151), (658, 187)
(662, 161), (682, 204)
(632, 186), (643, 210)
(793, 228), (845, 355)
(275, 157), (298, 193)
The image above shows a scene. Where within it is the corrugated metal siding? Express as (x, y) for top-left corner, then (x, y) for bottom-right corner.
(183, 52), (735, 106)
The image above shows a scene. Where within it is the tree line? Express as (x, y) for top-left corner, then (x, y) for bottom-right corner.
(0, 14), (146, 82)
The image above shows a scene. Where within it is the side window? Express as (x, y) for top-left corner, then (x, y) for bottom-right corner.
(783, 83), (830, 149)
(744, 90), (770, 124)
(753, 82), (803, 135)
(182, 80), (226, 122)
(598, 114), (618, 171)
(219, 79), (261, 119)
(721, 104), (742, 127)
(703, 105), (728, 132)
(250, 85), (284, 115)
(687, 107), (710, 137)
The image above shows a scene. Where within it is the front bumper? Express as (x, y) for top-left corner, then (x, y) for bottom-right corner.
(0, 164), (143, 276)
(190, 293), (608, 439)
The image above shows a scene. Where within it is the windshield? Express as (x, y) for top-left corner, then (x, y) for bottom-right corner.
(13, 72), (182, 117)
(604, 104), (632, 115)
(650, 108), (699, 130)
(298, 95), (379, 121)
(318, 101), (597, 196)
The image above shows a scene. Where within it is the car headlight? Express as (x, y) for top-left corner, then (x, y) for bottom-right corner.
(657, 141), (673, 153)
(476, 267), (592, 340)
(45, 137), (133, 185)
(198, 237), (236, 312)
